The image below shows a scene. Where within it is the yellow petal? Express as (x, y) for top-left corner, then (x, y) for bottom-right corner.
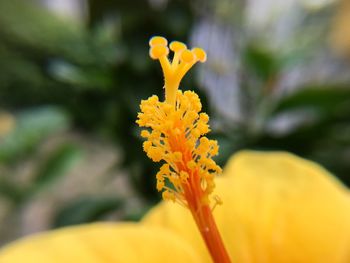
(143, 200), (210, 261)
(143, 151), (350, 263)
(0, 223), (200, 263)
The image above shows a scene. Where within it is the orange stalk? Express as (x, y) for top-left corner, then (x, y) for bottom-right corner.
(191, 203), (231, 263)
(167, 130), (231, 263)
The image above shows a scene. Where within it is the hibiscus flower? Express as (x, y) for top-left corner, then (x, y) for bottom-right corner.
(0, 37), (349, 263)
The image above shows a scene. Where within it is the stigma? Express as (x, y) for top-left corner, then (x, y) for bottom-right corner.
(149, 36), (207, 106)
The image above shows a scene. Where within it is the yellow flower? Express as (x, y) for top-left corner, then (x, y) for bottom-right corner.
(0, 151), (349, 263)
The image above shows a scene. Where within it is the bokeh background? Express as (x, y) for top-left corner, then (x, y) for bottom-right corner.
(1, 0), (350, 246)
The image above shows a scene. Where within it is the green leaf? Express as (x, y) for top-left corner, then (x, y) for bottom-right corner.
(48, 60), (114, 90)
(0, 177), (24, 203)
(273, 86), (350, 114)
(32, 144), (83, 191)
(0, 107), (70, 163)
(0, 0), (85, 62)
(243, 45), (279, 81)
(53, 196), (123, 227)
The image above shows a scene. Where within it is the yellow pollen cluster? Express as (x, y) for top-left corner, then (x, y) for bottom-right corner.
(137, 91), (221, 207)
(137, 36), (221, 209)
(149, 36), (206, 106)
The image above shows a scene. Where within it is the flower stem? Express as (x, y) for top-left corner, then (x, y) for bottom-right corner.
(190, 203), (232, 263)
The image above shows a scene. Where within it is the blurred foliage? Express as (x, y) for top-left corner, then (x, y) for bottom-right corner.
(33, 143), (83, 191)
(212, 35), (350, 184)
(54, 196), (122, 228)
(0, 107), (74, 202)
(0, 0), (195, 243)
(0, 0), (349, 245)
(0, 107), (70, 163)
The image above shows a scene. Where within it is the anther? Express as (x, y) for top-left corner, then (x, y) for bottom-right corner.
(149, 36), (168, 47)
(169, 41), (187, 52)
(141, 130), (150, 138)
(149, 45), (169, 59)
(211, 195), (223, 211)
(181, 50), (195, 63)
(192, 48), (207, 62)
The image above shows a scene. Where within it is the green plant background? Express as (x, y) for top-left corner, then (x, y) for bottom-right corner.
(0, 0), (349, 245)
